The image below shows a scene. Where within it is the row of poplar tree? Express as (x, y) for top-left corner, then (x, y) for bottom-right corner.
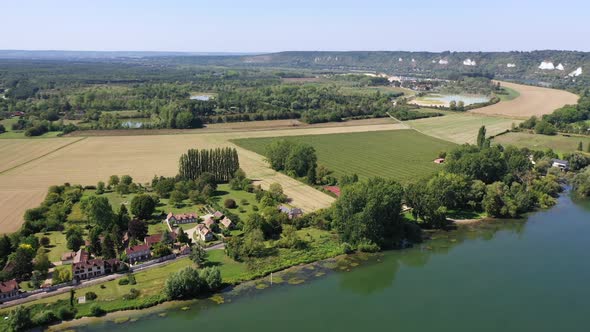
(178, 147), (240, 182)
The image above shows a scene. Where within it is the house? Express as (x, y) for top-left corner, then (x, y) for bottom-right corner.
(144, 234), (162, 247)
(125, 243), (151, 264)
(213, 211), (224, 219)
(203, 216), (216, 228)
(0, 279), (19, 302)
(551, 159), (569, 170)
(61, 252), (76, 264)
(220, 217), (234, 229)
(178, 244), (191, 255)
(73, 249), (90, 264)
(279, 205), (304, 219)
(166, 212), (198, 225)
(195, 224), (213, 242)
(72, 258), (120, 281)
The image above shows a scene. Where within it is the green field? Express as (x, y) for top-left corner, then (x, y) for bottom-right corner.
(406, 113), (519, 144)
(497, 86), (520, 101)
(493, 132), (590, 155)
(0, 117), (63, 139)
(233, 129), (456, 184)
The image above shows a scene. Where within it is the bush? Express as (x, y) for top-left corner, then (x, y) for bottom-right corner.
(224, 198), (237, 209)
(40, 236), (51, 247)
(123, 288), (140, 300)
(340, 242), (354, 254)
(90, 304), (106, 317)
(85, 291), (98, 300)
(127, 273), (137, 285)
(118, 278), (130, 286)
(56, 306), (76, 320)
(32, 310), (58, 326)
(357, 241), (380, 253)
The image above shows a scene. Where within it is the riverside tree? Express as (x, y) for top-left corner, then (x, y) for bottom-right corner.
(178, 147), (239, 182)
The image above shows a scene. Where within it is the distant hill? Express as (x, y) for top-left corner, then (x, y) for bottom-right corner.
(0, 50), (259, 60)
(232, 51), (589, 90)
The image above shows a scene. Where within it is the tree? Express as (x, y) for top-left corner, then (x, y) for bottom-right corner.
(66, 227), (85, 251)
(81, 196), (115, 229)
(128, 219), (148, 241)
(169, 190), (186, 207)
(108, 175), (120, 188)
(8, 306), (32, 332)
(88, 227), (102, 256)
(115, 204), (131, 231)
(177, 228), (191, 245)
(224, 198), (237, 209)
(164, 266), (204, 300)
(121, 175), (133, 186)
(189, 244), (208, 266)
(476, 126), (486, 148)
(130, 194), (157, 220)
(332, 177), (405, 248)
(449, 100), (457, 110)
(96, 181), (105, 195)
(178, 148), (239, 182)
(577, 141), (583, 151)
(0, 124), (5, 134)
(34, 248), (51, 274)
(11, 244), (35, 279)
(101, 233), (117, 259)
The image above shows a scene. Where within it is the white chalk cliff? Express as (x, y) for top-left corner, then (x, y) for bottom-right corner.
(539, 61), (555, 70)
(438, 59), (449, 65)
(507, 63), (516, 68)
(556, 63), (565, 71)
(568, 67), (583, 77)
(463, 59), (476, 66)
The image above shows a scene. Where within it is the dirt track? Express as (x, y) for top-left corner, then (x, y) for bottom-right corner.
(0, 121), (404, 233)
(470, 81), (578, 119)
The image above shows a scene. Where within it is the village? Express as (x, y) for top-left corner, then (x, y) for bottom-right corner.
(0, 204), (304, 305)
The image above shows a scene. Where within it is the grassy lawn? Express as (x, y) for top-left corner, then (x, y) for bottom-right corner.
(339, 85), (415, 97)
(36, 231), (70, 262)
(211, 184), (259, 220)
(234, 129), (456, 184)
(0, 117), (64, 139)
(493, 132), (590, 156)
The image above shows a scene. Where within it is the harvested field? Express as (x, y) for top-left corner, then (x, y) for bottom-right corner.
(234, 130), (456, 184)
(0, 138), (83, 173)
(0, 122), (406, 233)
(493, 132), (590, 155)
(470, 81), (578, 119)
(405, 113), (519, 144)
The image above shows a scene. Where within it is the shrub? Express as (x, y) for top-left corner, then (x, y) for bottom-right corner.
(56, 306), (76, 320)
(40, 236), (51, 247)
(90, 304), (106, 317)
(123, 288), (140, 300)
(32, 310), (58, 326)
(85, 291), (98, 300)
(357, 241), (380, 253)
(340, 242), (354, 254)
(224, 198), (237, 209)
(127, 273), (137, 285)
(118, 278), (130, 286)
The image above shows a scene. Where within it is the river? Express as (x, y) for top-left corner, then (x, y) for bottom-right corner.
(62, 192), (590, 332)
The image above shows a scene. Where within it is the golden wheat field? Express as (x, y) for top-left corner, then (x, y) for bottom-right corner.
(0, 121), (406, 233)
(470, 81), (578, 118)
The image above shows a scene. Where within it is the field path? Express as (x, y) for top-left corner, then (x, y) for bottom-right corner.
(470, 81), (578, 119)
(0, 121), (405, 233)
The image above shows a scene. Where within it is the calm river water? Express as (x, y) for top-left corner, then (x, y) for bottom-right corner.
(71, 192), (590, 332)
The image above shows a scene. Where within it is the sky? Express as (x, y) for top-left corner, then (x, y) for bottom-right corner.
(2, 0), (589, 53)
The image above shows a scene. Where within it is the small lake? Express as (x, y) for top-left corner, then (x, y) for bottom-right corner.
(63, 192), (590, 332)
(190, 95), (212, 101)
(121, 118), (151, 128)
(417, 94), (490, 106)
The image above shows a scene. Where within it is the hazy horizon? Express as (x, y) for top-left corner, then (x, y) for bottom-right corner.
(3, 0), (590, 53)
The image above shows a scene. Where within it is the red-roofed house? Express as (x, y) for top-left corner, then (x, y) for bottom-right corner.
(73, 249), (90, 264)
(125, 243), (151, 264)
(213, 211), (224, 219)
(324, 186), (341, 197)
(203, 216), (216, 228)
(220, 217), (234, 229)
(195, 224), (213, 242)
(166, 212), (198, 224)
(0, 279), (19, 302)
(144, 234), (162, 247)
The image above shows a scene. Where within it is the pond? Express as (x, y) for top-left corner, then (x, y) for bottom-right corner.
(121, 118), (151, 128)
(190, 95), (212, 101)
(415, 94), (490, 106)
(60, 192), (590, 332)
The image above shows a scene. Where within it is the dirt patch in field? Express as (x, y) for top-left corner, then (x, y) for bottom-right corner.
(470, 81), (578, 119)
(0, 122), (405, 233)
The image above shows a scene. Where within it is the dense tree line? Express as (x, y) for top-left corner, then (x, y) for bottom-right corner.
(264, 140), (317, 183)
(518, 92), (590, 135)
(178, 147), (239, 182)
